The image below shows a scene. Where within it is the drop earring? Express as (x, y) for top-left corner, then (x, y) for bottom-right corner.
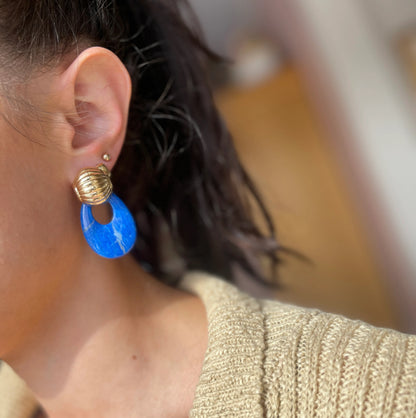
(73, 164), (137, 258)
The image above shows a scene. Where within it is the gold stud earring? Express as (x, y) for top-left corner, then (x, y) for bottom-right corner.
(72, 164), (113, 206)
(102, 153), (111, 162)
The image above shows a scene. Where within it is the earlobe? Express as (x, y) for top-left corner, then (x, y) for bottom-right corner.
(60, 47), (132, 174)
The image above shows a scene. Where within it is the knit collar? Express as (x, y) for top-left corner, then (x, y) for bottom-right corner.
(179, 272), (266, 417)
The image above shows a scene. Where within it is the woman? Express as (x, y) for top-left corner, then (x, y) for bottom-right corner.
(0, 0), (414, 416)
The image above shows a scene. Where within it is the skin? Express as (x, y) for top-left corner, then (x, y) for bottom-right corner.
(0, 47), (208, 417)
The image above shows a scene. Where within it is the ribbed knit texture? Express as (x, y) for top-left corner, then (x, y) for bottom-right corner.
(0, 271), (415, 417)
(180, 272), (416, 417)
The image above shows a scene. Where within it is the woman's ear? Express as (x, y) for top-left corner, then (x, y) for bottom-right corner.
(57, 47), (131, 177)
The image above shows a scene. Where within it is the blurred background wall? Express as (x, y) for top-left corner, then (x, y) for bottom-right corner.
(189, 0), (416, 332)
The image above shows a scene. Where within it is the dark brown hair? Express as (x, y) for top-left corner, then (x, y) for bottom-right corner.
(0, 0), (283, 284)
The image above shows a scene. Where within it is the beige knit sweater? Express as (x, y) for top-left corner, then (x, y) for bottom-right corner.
(0, 271), (415, 417)
(180, 272), (416, 417)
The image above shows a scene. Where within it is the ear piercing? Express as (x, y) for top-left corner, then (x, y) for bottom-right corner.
(102, 153), (111, 162)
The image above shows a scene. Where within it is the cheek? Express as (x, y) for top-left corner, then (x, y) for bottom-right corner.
(0, 98), (87, 356)
(0, 180), (56, 272)
(0, 120), (76, 299)
(0, 118), (83, 355)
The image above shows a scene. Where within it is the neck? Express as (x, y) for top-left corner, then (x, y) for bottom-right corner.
(6, 254), (207, 416)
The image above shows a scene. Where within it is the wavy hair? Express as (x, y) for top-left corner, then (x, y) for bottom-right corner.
(0, 0), (285, 284)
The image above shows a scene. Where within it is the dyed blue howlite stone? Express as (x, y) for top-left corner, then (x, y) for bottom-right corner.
(80, 193), (137, 259)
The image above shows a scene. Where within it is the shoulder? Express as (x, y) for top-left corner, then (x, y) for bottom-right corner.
(180, 271), (416, 417)
(260, 297), (416, 416)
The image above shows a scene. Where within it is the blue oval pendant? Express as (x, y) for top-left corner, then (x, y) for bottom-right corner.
(80, 193), (137, 259)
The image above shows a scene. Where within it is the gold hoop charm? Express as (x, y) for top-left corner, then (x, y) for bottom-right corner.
(73, 164), (113, 206)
